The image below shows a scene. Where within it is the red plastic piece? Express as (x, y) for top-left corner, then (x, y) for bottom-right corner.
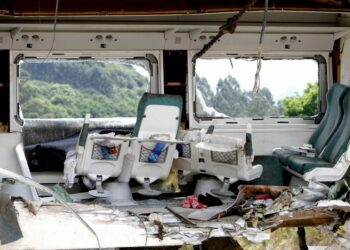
(182, 195), (207, 209)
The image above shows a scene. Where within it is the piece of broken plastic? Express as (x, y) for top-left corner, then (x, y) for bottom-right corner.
(328, 179), (350, 200)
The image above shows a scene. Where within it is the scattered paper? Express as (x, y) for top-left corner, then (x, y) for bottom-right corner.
(188, 204), (232, 221)
(317, 200), (350, 207)
(243, 228), (271, 243)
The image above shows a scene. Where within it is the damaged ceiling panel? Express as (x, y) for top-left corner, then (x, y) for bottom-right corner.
(0, 0), (349, 16)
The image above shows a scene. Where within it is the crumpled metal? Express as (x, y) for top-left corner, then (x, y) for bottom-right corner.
(0, 192), (23, 244)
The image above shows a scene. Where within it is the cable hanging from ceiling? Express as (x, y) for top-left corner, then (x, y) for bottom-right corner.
(44, 0), (59, 60)
(191, 0), (258, 63)
(253, 0), (269, 94)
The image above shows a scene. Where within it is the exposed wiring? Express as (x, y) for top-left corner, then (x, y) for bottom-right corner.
(0, 167), (101, 249)
(45, 0), (59, 60)
(192, 0), (257, 63)
(229, 58), (234, 69)
(127, 210), (149, 249)
(253, 0), (269, 93)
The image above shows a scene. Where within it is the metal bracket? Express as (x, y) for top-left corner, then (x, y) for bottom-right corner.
(96, 175), (104, 194)
(2, 178), (16, 184)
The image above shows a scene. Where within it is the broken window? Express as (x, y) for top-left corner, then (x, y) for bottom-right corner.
(194, 57), (319, 119)
(18, 58), (151, 119)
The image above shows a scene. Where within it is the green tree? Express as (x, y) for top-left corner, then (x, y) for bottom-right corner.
(20, 60), (148, 97)
(196, 74), (283, 118)
(196, 75), (214, 107)
(243, 87), (281, 117)
(19, 60), (149, 118)
(281, 82), (318, 117)
(213, 75), (246, 117)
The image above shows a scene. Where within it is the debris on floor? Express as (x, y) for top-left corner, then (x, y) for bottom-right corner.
(2, 181), (350, 248)
(328, 179), (350, 200)
(18, 198), (42, 215)
(52, 184), (73, 202)
(198, 193), (223, 207)
(182, 195), (207, 209)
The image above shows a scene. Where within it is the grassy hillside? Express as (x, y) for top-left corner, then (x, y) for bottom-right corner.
(19, 60), (149, 118)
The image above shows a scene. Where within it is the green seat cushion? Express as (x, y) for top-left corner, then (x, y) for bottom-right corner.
(273, 148), (299, 165)
(301, 162), (334, 174)
(286, 155), (332, 174)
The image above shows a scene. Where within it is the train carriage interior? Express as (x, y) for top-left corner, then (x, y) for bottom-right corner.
(1, 0), (350, 206)
(2, 0), (350, 248)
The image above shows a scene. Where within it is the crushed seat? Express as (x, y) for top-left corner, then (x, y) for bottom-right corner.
(181, 124), (262, 197)
(273, 83), (350, 165)
(285, 89), (350, 180)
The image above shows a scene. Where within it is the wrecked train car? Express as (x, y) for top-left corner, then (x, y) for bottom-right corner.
(1, 0), (350, 249)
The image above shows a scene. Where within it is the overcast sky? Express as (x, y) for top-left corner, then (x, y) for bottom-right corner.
(195, 58), (318, 101)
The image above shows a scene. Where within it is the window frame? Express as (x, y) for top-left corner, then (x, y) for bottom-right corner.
(189, 51), (329, 127)
(12, 51), (160, 124)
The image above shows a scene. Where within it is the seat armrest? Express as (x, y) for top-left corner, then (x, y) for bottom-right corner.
(195, 141), (240, 152)
(281, 145), (316, 157)
(303, 152), (350, 182)
(136, 138), (185, 144)
(196, 134), (244, 152)
(89, 134), (134, 141)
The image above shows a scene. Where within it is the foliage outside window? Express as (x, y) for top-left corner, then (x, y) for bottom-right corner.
(195, 57), (319, 118)
(19, 58), (150, 118)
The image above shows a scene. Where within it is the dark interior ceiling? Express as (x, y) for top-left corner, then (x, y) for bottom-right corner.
(0, 0), (349, 16)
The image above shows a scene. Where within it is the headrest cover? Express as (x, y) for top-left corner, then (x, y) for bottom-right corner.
(133, 93), (183, 137)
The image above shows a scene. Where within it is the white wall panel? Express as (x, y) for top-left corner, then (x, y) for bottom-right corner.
(0, 32), (334, 52)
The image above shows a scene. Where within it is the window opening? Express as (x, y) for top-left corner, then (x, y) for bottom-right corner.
(195, 57), (319, 119)
(18, 58), (150, 118)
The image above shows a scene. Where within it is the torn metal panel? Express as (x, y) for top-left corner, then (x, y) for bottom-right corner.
(209, 185), (289, 219)
(0, 201), (210, 249)
(317, 199), (350, 212)
(2, 184), (350, 249)
(234, 185), (289, 204)
(270, 210), (337, 229)
(187, 204), (233, 221)
(0, 193), (22, 245)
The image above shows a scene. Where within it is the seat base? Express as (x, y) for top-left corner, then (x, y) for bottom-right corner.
(211, 188), (234, 197)
(137, 181), (162, 197)
(194, 178), (222, 197)
(137, 188), (162, 197)
(89, 189), (112, 198)
(211, 178), (235, 197)
(94, 182), (136, 206)
(289, 176), (308, 189)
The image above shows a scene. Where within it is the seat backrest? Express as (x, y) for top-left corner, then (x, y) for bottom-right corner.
(75, 114), (130, 179)
(130, 93), (183, 188)
(133, 93), (183, 140)
(308, 83), (350, 154)
(320, 89), (350, 163)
